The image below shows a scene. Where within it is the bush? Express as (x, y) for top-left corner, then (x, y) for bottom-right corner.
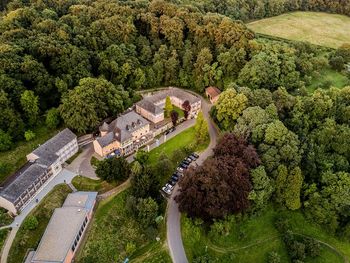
(0, 130), (12, 151)
(24, 130), (36, 141)
(329, 55), (344, 71)
(23, 216), (38, 230)
(267, 251), (281, 263)
(45, 108), (60, 129)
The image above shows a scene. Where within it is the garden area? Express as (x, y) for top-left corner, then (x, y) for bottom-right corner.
(0, 208), (13, 227)
(8, 184), (72, 263)
(0, 126), (60, 184)
(76, 190), (171, 263)
(181, 206), (349, 263)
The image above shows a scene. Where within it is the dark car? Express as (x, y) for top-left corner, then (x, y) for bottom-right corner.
(185, 157), (192, 163)
(188, 155), (196, 161)
(180, 163), (188, 169)
(174, 171), (182, 177)
(168, 180), (176, 186)
(182, 160), (190, 165)
(192, 153), (199, 158)
(171, 175), (179, 181)
(165, 130), (170, 135)
(170, 127), (176, 132)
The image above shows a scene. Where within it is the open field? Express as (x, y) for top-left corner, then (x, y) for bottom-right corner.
(76, 190), (171, 263)
(0, 126), (60, 183)
(8, 184), (72, 263)
(181, 206), (348, 262)
(247, 12), (350, 48)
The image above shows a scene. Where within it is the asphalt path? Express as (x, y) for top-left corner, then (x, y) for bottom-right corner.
(166, 96), (219, 263)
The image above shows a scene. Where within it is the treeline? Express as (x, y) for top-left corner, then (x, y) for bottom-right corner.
(173, 0), (350, 21)
(0, 0), (254, 145)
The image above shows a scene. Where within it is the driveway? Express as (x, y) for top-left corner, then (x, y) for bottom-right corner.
(166, 96), (219, 263)
(66, 143), (99, 179)
(1, 169), (76, 263)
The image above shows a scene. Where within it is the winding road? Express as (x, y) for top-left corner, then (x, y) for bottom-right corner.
(167, 95), (219, 263)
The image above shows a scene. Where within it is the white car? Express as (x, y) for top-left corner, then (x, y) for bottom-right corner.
(162, 186), (172, 195)
(177, 167), (184, 172)
(165, 183), (174, 191)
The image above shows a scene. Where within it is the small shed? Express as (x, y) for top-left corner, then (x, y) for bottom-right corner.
(205, 86), (221, 104)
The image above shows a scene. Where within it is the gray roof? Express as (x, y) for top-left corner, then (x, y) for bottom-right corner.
(136, 99), (163, 115)
(144, 88), (200, 105)
(32, 207), (88, 262)
(96, 111), (149, 147)
(63, 191), (97, 211)
(32, 128), (77, 165)
(0, 162), (47, 202)
(32, 192), (97, 263)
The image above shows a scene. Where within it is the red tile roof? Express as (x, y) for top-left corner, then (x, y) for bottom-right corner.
(206, 86), (221, 98)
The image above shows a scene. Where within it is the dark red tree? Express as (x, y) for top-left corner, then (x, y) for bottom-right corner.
(182, 100), (191, 119)
(170, 110), (179, 126)
(175, 134), (260, 221)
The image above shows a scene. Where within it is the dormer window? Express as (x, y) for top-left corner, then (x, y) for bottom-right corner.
(137, 119), (142, 125)
(126, 125), (129, 131)
(132, 122), (136, 128)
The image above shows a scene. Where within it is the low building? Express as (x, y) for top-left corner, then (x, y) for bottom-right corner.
(205, 86), (221, 104)
(136, 87), (201, 123)
(93, 111), (152, 157)
(0, 128), (78, 215)
(26, 191), (97, 263)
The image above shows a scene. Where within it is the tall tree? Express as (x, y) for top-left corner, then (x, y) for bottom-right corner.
(182, 100), (191, 119)
(164, 96), (173, 118)
(194, 111), (209, 143)
(20, 90), (39, 126)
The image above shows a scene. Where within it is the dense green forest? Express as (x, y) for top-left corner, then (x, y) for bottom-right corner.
(0, 0), (350, 246)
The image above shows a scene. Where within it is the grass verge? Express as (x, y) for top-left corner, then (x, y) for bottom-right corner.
(181, 206), (348, 262)
(0, 208), (13, 227)
(76, 190), (171, 263)
(0, 228), (10, 251)
(71, 176), (117, 194)
(0, 126), (60, 183)
(8, 184), (72, 263)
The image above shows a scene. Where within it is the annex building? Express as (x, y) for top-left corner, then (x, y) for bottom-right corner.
(0, 128), (78, 215)
(136, 87), (201, 123)
(25, 191), (97, 263)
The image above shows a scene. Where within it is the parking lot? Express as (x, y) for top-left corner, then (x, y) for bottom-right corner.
(161, 152), (199, 197)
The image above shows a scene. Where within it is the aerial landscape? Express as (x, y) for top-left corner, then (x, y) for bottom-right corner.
(0, 0), (349, 262)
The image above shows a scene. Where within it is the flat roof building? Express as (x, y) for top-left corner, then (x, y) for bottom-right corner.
(27, 192), (97, 263)
(0, 128), (78, 215)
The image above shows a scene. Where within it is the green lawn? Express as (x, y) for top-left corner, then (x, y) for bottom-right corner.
(72, 175), (117, 193)
(247, 11), (350, 48)
(147, 126), (209, 167)
(181, 206), (348, 262)
(308, 68), (349, 92)
(0, 126), (60, 183)
(8, 184), (72, 263)
(0, 208), (13, 227)
(0, 228), (10, 251)
(172, 105), (184, 119)
(76, 190), (171, 263)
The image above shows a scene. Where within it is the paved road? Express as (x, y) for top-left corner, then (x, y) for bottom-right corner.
(167, 96), (219, 263)
(0, 169), (76, 263)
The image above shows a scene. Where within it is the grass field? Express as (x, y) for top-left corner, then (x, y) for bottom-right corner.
(247, 12), (350, 48)
(147, 126), (209, 167)
(181, 206), (349, 263)
(308, 68), (349, 92)
(8, 184), (72, 263)
(76, 190), (171, 263)
(0, 126), (60, 183)
(72, 175), (117, 193)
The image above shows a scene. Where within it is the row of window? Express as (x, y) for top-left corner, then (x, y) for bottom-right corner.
(71, 216), (88, 252)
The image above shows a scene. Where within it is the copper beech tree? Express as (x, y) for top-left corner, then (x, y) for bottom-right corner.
(175, 133), (260, 221)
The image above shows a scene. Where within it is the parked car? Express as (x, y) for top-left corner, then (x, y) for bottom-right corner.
(177, 167), (184, 172)
(182, 160), (190, 165)
(192, 153), (199, 158)
(162, 186), (172, 195)
(186, 157), (192, 163)
(165, 130), (170, 135)
(174, 171), (182, 177)
(188, 155), (196, 161)
(168, 180), (176, 186)
(165, 183), (174, 191)
(171, 175), (179, 182)
(170, 127), (176, 132)
(180, 163), (188, 169)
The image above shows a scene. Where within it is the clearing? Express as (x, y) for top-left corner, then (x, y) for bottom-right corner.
(247, 12), (350, 48)
(181, 206), (349, 262)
